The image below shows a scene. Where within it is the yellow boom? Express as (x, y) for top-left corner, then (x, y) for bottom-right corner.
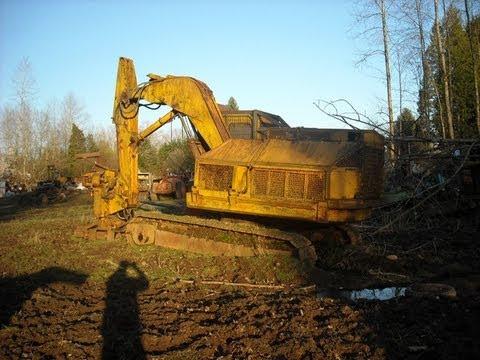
(90, 57), (230, 218)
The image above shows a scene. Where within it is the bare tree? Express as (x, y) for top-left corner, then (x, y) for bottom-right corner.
(60, 93), (88, 151)
(379, 0), (396, 159)
(11, 57), (37, 105)
(354, 0), (396, 160)
(2, 58), (38, 183)
(394, 49), (404, 135)
(464, 0), (480, 135)
(0, 59), (93, 185)
(434, 0), (455, 138)
(412, 0), (434, 132)
(398, 0), (447, 138)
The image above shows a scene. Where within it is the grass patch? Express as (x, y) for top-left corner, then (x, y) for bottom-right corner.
(0, 193), (307, 285)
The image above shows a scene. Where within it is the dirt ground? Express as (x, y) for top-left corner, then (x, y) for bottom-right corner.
(1, 194), (479, 359)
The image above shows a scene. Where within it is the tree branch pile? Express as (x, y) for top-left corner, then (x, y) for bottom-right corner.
(315, 98), (480, 240)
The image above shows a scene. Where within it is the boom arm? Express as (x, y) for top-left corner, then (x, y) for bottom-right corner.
(90, 57), (230, 219)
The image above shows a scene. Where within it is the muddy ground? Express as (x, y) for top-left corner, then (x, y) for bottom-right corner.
(1, 194), (479, 359)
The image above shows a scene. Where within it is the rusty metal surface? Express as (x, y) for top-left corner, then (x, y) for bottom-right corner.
(199, 139), (349, 169)
(191, 128), (384, 223)
(221, 109), (290, 139)
(261, 127), (383, 143)
(87, 57), (385, 229)
(221, 109), (289, 127)
(256, 140), (347, 168)
(151, 176), (183, 196)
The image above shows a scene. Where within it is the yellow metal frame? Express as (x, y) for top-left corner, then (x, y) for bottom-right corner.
(187, 163), (371, 223)
(87, 57), (384, 226)
(89, 57), (230, 218)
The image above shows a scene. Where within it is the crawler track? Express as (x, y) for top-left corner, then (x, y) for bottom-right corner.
(124, 210), (318, 265)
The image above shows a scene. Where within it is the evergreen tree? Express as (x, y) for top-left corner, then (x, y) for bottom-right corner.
(425, 6), (480, 138)
(67, 123), (86, 177)
(445, 7), (476, 137)
(227, 96), (239, 110)
(396, 108), (427, 158)
(396, 108), (416, 137)
(138, 138), (158, 173)
(85, 133), (99, 152)
(157, 139), (193, 175)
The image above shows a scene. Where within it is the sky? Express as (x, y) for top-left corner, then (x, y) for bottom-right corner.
(0, 0), (388, 133)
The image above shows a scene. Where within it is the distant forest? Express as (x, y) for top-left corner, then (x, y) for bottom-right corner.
(350, 0), (480, 144)
(1, 0), (479, 185)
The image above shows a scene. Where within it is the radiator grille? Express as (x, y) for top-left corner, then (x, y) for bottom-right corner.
(252, 169), (324, 201)
(252, 169), (268, 196)
(199, 164), (233, 191)
(306, 174), (324, 201)
(269, 171), (285, 197)
(286, 173), (305, 199)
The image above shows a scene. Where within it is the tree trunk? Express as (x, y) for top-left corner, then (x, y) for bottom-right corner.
(434, 0), (454, 139)
(415, 0), (430, 125)
(432, 80), (446, 138)
(397, 53), (403, 136)
(464, 0), (480, 136)
(379, 0), (395, 160)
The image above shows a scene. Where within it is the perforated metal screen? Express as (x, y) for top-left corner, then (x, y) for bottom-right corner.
(199, 164), (233, 191)
(252, 169), (324, 201)
(286, 173), (305, 199)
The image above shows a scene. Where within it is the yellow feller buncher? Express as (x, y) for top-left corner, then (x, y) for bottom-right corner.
(78, 57), (384, 264)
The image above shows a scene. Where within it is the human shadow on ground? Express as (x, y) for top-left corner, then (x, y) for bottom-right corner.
(0, 267), (88, 327)
(101, 261), (149, 360)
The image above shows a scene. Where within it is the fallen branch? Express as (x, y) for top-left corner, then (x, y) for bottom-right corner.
(178, 279), (317, 292)
(368, 270), (409, 279)
(373, 141), (477, 234)
(178, 279), (285, 290)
